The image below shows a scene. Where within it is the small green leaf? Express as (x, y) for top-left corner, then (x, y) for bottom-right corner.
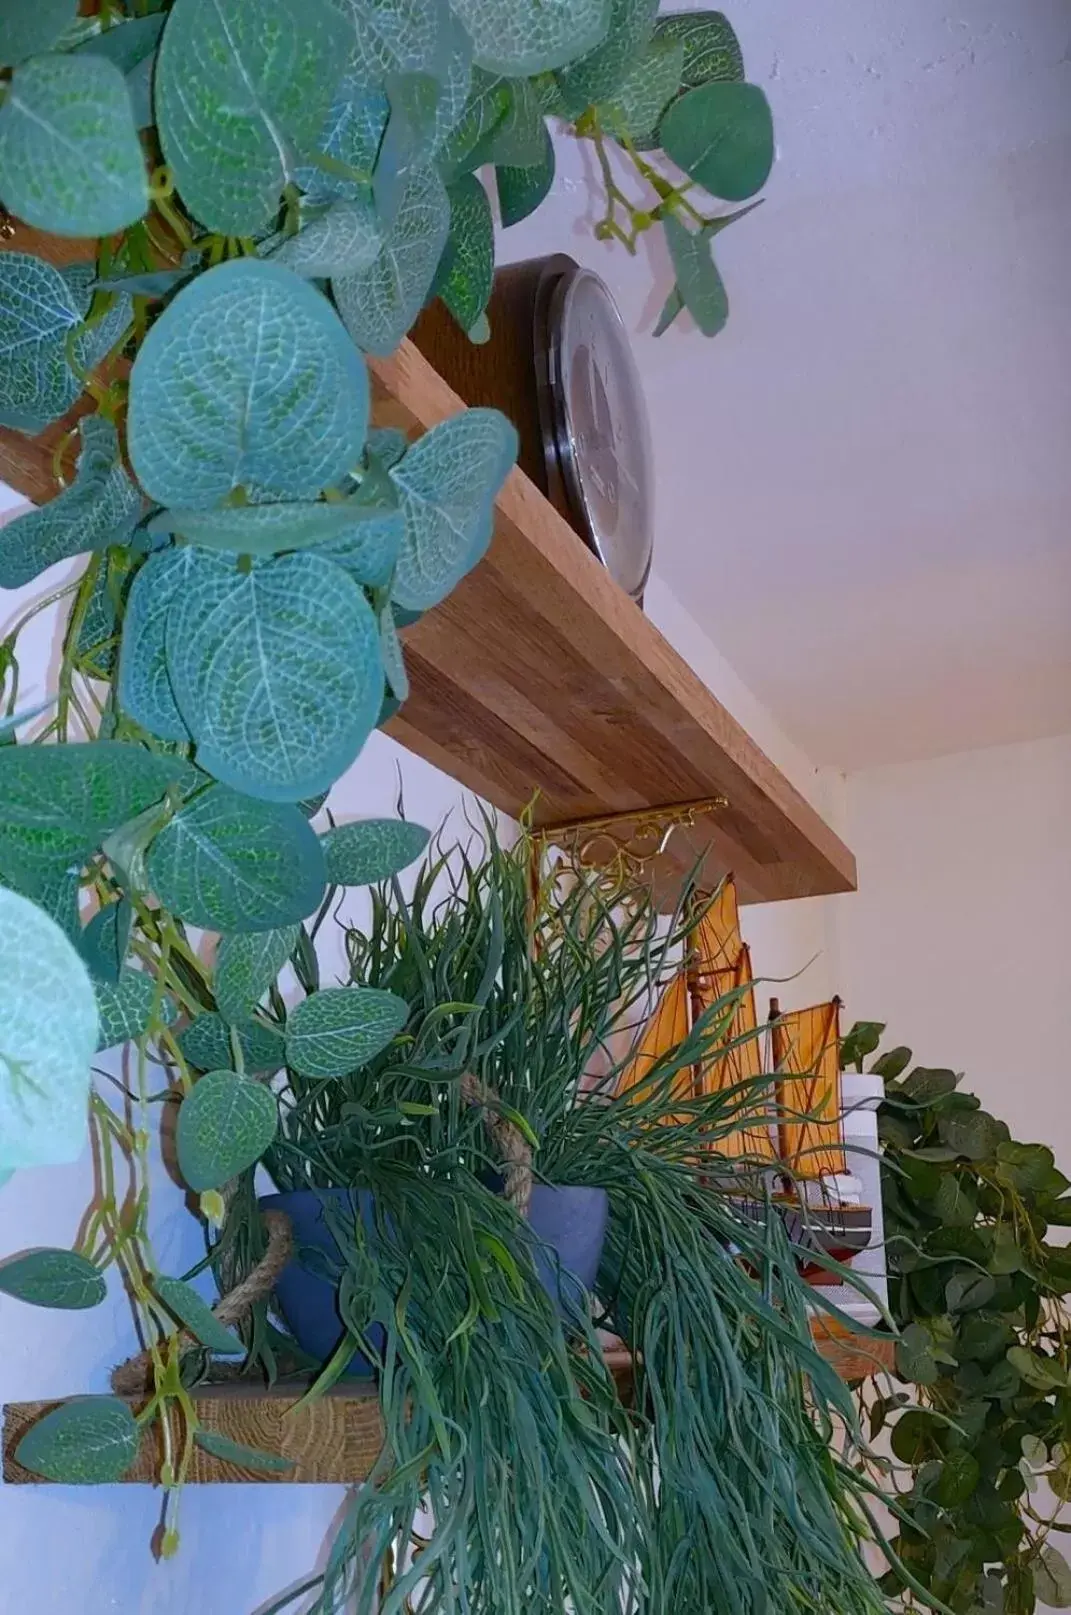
(936, 1449), (980, 1508)
(556, 0), (659, 112)
(1021, 1434), (1048, 1468)
(390, 408), (517, 611)
(156, 0), (351, 236)
(496, 122), (555, 226)
(996, 1140), (1056, 1191)
(932, 1173), (978, 1230)
(871, 1045), (913, 1081)
(0, 54), (148, 237)
(1036, 1547), (1071, 1609)
(193, 1429), (295, 1474)
(166, 548), (383, 803)
(601, 36), (682, 143)
(0, 740), (189, 899)
(78, 897), (133, 984)
(146, 784), (327, 934)
(889, 1407), (942, 1464)
(95, 969), (175, 1052)
(285, 985), (409, 1079)
(333, 163), (450, 356)
(16, 1396), (139, 1483)
(294, 70), (387, 205)
(176, 1069), (278, 1191)
(320, 819), (429, 886)
(215, 927), (300, 1022)
(128, 258), (370, 509)
(435, 174), (494, 334)
(74, 13), (165, 76)
(117, 548), (196, 742)
(0, 0), (78, 66)
(946, 1269), (996, 1313)
(900, 1066), (958, 1105)
(379, 601), (409, 701)
(0, 415), (140, 591)
(653, 11), (743, 90)
(938, 1108), (1002, 1163)
(265, 199), (383, 278)
(155, 1277), (243, 1353)
(896, 1322), (940, 1386)
(1006, 1346), (1068, 1391)
(179, 1012), (286, 1076)
(839, 1020), (885, 1071)
(0, 1248), (105, 1310)
(437, 68), (511, 182)
(662, 215), (728, 338)
(0, 249), (83, 433)
(451, 0), (611, 77)
(660, 81), (773, 204)
(481, 78), (547, 169)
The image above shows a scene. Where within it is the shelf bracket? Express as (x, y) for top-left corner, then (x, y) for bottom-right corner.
(533, 795), (730, 891)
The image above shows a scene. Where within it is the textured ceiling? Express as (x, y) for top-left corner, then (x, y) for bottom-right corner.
(502, 0), (1071, 769)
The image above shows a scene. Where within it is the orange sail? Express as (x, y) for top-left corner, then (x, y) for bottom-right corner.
(681, 881), (775, 1161)
(616, 973), (694, 1119)
(771, 1000), (847, 1178)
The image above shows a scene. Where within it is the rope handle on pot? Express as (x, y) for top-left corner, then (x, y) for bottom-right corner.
(460, 1071), (533, 1218)
(111, 1208), (293, 1397)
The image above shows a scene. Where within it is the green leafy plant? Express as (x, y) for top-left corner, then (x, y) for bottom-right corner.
(194, 827), (905, 1615)
(841, 1022), (1071, 1613)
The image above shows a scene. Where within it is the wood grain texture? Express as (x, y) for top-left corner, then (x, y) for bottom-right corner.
(0, 224), (856, 906)
(3, 1383), (386, 1485)
(4, 1318), (890, 1487)
(370, 342), (856, 905)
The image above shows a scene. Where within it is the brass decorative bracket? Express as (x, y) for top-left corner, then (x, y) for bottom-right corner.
(533, 796), (730, 890)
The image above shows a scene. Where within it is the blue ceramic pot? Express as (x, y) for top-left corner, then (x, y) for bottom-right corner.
(260, 1184), (609, 1374)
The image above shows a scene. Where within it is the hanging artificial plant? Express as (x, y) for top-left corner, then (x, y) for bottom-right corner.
(841, 1023), (1071, 1615)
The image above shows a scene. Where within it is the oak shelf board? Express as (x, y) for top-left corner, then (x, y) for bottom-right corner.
(0, 227), (856, 908)
(3, 1321), (893, 1485)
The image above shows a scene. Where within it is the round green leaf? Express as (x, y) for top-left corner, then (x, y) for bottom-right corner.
(73, 14), (165, 76)
(176, 1069), (278, 1191)
(16, 1396), (139, 1483)
(294, 69), (388, 206)
(451, 0), (611, 76)
(390, 408), (517, 611)
(332, 163), (450, 356)
(0, 54), (148, 237)
(214, 926), (300, 1022)
(1037, 1547), (1071, 1608)
(938, 1107), (1002, 1162)
(1006, 1346), (1068, 1391)
(156, 0), (351, 236)
(932, 1172), (978, 1230)
(889, 1408), (943, 1465)
(0, 740), (190, 899)
(0, 249), (83, 433)
(95, 969), (176, 1052)
(0, 887), (99, 1173)
(600, 36), (682, 143)
(320, 819), (429, 886)
(127, 258), (370, 509)
(148, 785), (326, 934)
(165, 549), (383, 802)
(78, 897), (134, 986)
(285, 986), (409, 1079)
(0, 0), (79, 66)
(155, 1276), (242, 1353)
(936, 1449), (980, 1508)
(0, 1248), (105, 1310)
(0, 415), (140, 591)
(179, 1012), (286, 1076)
(660, 81), (774, 202)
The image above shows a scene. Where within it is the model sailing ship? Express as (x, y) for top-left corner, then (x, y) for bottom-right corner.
(616, 875), (873, 1282)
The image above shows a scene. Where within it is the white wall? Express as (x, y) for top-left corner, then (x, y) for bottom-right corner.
(0, 502), (841, 1613)
(833, 732), (1071, 1170)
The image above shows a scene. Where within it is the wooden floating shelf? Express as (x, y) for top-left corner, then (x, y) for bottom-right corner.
(0, 227), (856, 909)
(3, 1323), (894, 1487)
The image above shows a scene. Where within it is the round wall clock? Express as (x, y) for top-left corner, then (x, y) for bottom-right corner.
(410, 254), (656, 607)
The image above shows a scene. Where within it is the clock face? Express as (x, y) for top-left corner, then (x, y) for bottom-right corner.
(550, 268), (654, 602)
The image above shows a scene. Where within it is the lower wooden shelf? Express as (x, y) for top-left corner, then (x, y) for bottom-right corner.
(3, 1323), (895, 1486)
